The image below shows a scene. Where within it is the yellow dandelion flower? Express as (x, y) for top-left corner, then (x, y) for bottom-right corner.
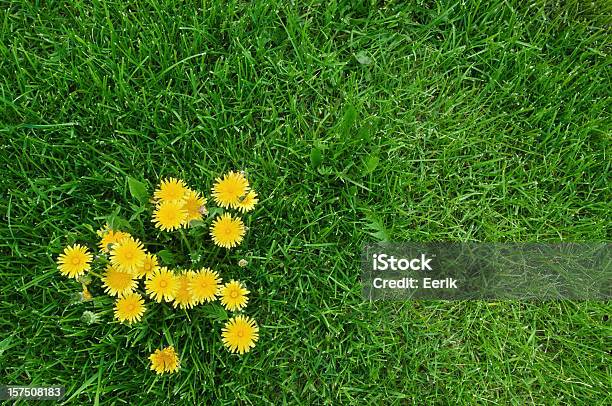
(153, 200), (187, 231)
(236, 190), (258, 213)
(189, 268), (222, 304)
(154, 177), (188, 202)
(211, 171), (249, 208)
(57, 244), (93, 279)
(222, 315), (259, 354)
(114, 292), (146, 324)
(135, 253), (159, 279)
(172, 271), (196, 309)
(110, 236), (146, 274)
(210, 213), (246, 249)
(101, 264), (138, 297)
(182, 189), (207, 224)
(98, 228), (131, 253)
(149, 346), (180, 375)
(145, 267), (179, 302)
(219, 280), (249, 311)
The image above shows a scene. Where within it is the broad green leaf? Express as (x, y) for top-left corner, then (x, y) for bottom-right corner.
(339, 104), (358, 136)
(200, 303), (228, 322)
(355, 51), (372, 65)
(106, 208), (130, 231)
(364, 213), (390, 242)
(157, 249), (176, 265)
(127, 176), (148, 204)
(363, 154), (380, 175)
(189, 219), (206, 228)
(310, 147), (323, 168)
(207, 207), (224, 218)
(358, 122), (373, 142)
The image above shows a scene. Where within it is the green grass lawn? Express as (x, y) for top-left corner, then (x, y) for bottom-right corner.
(1, 0), (610, 404)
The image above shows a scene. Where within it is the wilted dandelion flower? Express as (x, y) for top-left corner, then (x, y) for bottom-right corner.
(110, 236), (146, 274)
(81, 285), (93, 301)
(96, 223), (109, 236)
(211, 171), (249, 208)
(114, 292), (146, 324)
(210, 213), (245, 249)
(77, 274), (93, 286)
(222, 315), (259, 354)
(153, 200), (187, 231)
(154, 177), (188, 202)
(182, 189), (207, 224)
(149, 346), (180, 375)
(172, 271), (196, 309)
(57, 244), (93, 279)
(98, 226), (131, 253)
(101, 264), (138, 297)
(145, 267), (179, 302)
(189, 268), (221, 304)
(236, 190), (258, 213)
(135, 253), (159, 279)
(238, 259), (248, 267)
(219, 280), (249, 311)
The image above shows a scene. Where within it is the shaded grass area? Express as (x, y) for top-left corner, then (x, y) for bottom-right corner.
(1, 0), (610, 404)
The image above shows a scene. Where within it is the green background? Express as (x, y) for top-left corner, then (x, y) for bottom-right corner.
(1, 1), (610, 404)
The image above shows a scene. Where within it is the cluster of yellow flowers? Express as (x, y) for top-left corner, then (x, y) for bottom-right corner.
(56, 171), (260, 375)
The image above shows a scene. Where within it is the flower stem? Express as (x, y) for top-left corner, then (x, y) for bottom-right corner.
(179, 229), (192, 256)
(89, 271), (102, 279)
